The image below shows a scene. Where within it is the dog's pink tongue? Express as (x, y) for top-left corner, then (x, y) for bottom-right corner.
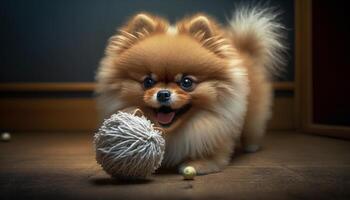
(157, 112), (175, 125)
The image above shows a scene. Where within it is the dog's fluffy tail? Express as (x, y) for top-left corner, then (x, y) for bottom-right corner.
(228, 6), (287, 75)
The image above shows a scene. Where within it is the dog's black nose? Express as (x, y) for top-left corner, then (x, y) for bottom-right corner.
(157, 90), (171, 103)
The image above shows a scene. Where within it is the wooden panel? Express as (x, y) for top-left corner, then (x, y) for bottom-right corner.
(304, 125), (350, 139)
(273, 82), (294, 91)
(0, 81), (295, 131)
(268, 96), (295, 130)
(0, 98), (98, 132)
(295, 0), (350, 137)
(296, 0), (313, 131)
(0, 96), (294, 132)
(0, 83), (95, 92)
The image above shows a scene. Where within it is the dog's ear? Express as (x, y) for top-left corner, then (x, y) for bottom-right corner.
(177, 14), (234, 58)
(187, 15), (214, 40)
(125, 14), (157, 34)
(106, 13), (168, 54)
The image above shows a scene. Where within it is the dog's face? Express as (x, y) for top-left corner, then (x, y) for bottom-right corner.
(115, 35), (234, 132)
(97, 13), (239, 133)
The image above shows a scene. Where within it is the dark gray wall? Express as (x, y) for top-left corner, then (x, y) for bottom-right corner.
(0, 0), (294, 83)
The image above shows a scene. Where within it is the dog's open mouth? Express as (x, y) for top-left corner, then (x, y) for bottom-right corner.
(155, 104), (191, 127)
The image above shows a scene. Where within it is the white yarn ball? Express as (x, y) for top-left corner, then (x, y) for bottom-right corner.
(94, 110), (165, 179)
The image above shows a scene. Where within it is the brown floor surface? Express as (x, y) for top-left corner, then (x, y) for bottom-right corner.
(0, 131), (350, 200)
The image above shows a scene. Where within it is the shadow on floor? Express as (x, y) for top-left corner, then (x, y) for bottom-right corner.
(90, 177), (153, 186)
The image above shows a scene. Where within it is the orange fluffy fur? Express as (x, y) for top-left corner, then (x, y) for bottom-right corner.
(96, 8), (286, 175)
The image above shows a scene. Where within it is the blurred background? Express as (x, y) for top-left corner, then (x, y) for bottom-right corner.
(1, 1), (350, 200)
(0, 0), (295, 83)
(0, 0), (349, 135)
(0, 0), (299, 132)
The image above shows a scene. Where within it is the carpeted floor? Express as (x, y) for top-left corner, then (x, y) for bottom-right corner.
(0, 131), (349, 200)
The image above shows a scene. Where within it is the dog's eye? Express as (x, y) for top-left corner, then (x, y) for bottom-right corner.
(180, 76), (194, 91)
(143, 77), (156, 89)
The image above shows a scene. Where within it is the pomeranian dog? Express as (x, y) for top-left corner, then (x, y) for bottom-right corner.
(95, 7), (286, 175)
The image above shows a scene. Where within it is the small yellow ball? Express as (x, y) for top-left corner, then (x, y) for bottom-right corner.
(182, 166), (196, 180)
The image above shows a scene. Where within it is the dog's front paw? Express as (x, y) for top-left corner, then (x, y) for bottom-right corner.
(179, 160), (223, 175)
